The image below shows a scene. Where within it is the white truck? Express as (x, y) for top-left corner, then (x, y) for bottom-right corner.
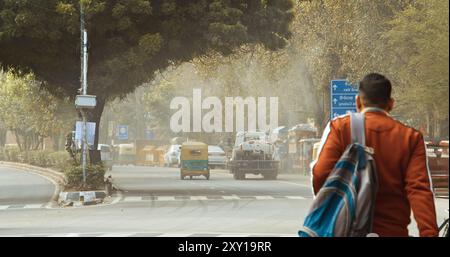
(228, 131), (279, 180)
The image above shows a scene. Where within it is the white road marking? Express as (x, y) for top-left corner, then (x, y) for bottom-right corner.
(111, 191), (123, 204)
(24, 204), (44, 209)
(64, 233), (80, 237)
(157, 233), (192, 237)
(255, 196), (274, 200)
(0, 205), (9, 210)
(286, 196), (306, 200)
(0, 231), (297, 237)
(117, 195), (309, 203)
(190, 196), (208, 201)
(222, 196), (241, 200)
(123, 196), (142, 202)
(98, 233), (136, 237)
(157, 196), (176, 201)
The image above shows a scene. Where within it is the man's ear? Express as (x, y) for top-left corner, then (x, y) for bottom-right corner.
(356, 95), (363, 112)
(386, 98), (394, 112)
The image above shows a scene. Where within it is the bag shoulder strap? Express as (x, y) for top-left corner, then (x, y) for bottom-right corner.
(350, 112), (365, 146)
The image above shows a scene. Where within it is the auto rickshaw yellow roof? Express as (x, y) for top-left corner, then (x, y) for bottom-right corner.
(181, 141), (207, 147)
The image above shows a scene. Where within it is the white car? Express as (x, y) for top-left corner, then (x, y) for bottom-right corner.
(208, 145), (227, 169)
(98, 144), (113, 170)
(164, 144), (181, 167)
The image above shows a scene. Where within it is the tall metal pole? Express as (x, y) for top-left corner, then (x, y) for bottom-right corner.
(80, 2), (88, 185)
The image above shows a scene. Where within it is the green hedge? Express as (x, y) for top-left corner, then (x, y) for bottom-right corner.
(0, 146), (70, 169)
(1, 146), (104, 190)
(0, 146), (107, 190)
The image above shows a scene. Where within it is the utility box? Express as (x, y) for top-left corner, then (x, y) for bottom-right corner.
(75, 95), (96, 109)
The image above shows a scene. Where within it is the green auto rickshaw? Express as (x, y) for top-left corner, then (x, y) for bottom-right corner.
(180, 141), (210, 180)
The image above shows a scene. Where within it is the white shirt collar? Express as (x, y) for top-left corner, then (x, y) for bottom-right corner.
(361, 107), (390, 116)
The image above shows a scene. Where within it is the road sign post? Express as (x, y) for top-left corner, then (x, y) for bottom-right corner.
(117, 125), (129, 140)
(330, 79), (358, 120)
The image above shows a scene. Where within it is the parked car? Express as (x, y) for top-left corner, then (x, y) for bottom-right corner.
(98, 144), (113, 170)
(164, 144), (181, 167)
(208, 145), (227, 169)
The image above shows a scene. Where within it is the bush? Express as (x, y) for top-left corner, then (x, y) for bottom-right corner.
(0, 147), (71, 170)
(2, 145), (20, 162)
(48, 151), (71, 170)
(33, 150), (53, 167)
(14, 150), (53, 167)
(63, 163), (105, 190)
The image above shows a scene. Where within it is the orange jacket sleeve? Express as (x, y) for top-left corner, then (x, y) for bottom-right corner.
(312, 121), (345, 195)
(403, 134), (439, 237)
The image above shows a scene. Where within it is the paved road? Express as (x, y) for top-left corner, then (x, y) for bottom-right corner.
(0, 165), (447, 237)
(106, 165), (313, 198)
(0, 166), (55, 206)
(0, 165), (313, 236)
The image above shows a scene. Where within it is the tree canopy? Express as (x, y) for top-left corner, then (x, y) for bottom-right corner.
(0, 0), (295, 149)
(0, 70), (75, 150)
(0, 0), (295, 100)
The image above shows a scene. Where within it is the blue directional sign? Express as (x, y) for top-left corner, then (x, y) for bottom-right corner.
(117, 125), (128, 140)
(330, 79), (358, 119)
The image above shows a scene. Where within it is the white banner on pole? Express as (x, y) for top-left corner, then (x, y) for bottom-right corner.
(75, 121), (96, 146)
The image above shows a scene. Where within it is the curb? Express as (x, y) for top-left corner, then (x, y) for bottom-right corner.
(58, 190), (107, 207)
(0, 161), (66, 205)
(0, 161), (120, 209)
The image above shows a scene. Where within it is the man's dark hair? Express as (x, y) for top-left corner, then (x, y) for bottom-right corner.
(358, 73), (392, 107)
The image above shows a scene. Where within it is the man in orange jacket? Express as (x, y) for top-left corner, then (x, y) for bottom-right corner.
(312, 73), (438, 237)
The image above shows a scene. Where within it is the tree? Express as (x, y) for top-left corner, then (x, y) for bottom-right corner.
(289, 1), (414, 133)
(0, 69), (75, 151)
(0, 0), (295, 159)
(381, 0), (449, 139)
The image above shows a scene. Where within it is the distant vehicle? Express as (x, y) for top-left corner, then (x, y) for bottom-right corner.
(297, 138), (320, 175)
(171, 137), (185, 145)
(98, 144), (113, 170)
(269, 126), (289, 172)
(117, 144), (136, 165)
(180, 141), (210, 180)
(287, 123), (317, 171)
(164, 144), (181, 167)
(228, 131), (279, 180)
(208, 145), (227, 169)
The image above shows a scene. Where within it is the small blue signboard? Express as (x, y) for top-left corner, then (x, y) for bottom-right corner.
(145, 130), (154, 140)
(117, 125), (128, 140)
(330, 79), (358, 119)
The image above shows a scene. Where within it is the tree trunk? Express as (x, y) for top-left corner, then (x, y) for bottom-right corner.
(0, 128), (6, 147)
(84, 97), (106, 164)
(14, 130), (23, 151)
(303, 69), (327, 136)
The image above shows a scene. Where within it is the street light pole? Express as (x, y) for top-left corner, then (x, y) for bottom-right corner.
(80, 2), (88, 185)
